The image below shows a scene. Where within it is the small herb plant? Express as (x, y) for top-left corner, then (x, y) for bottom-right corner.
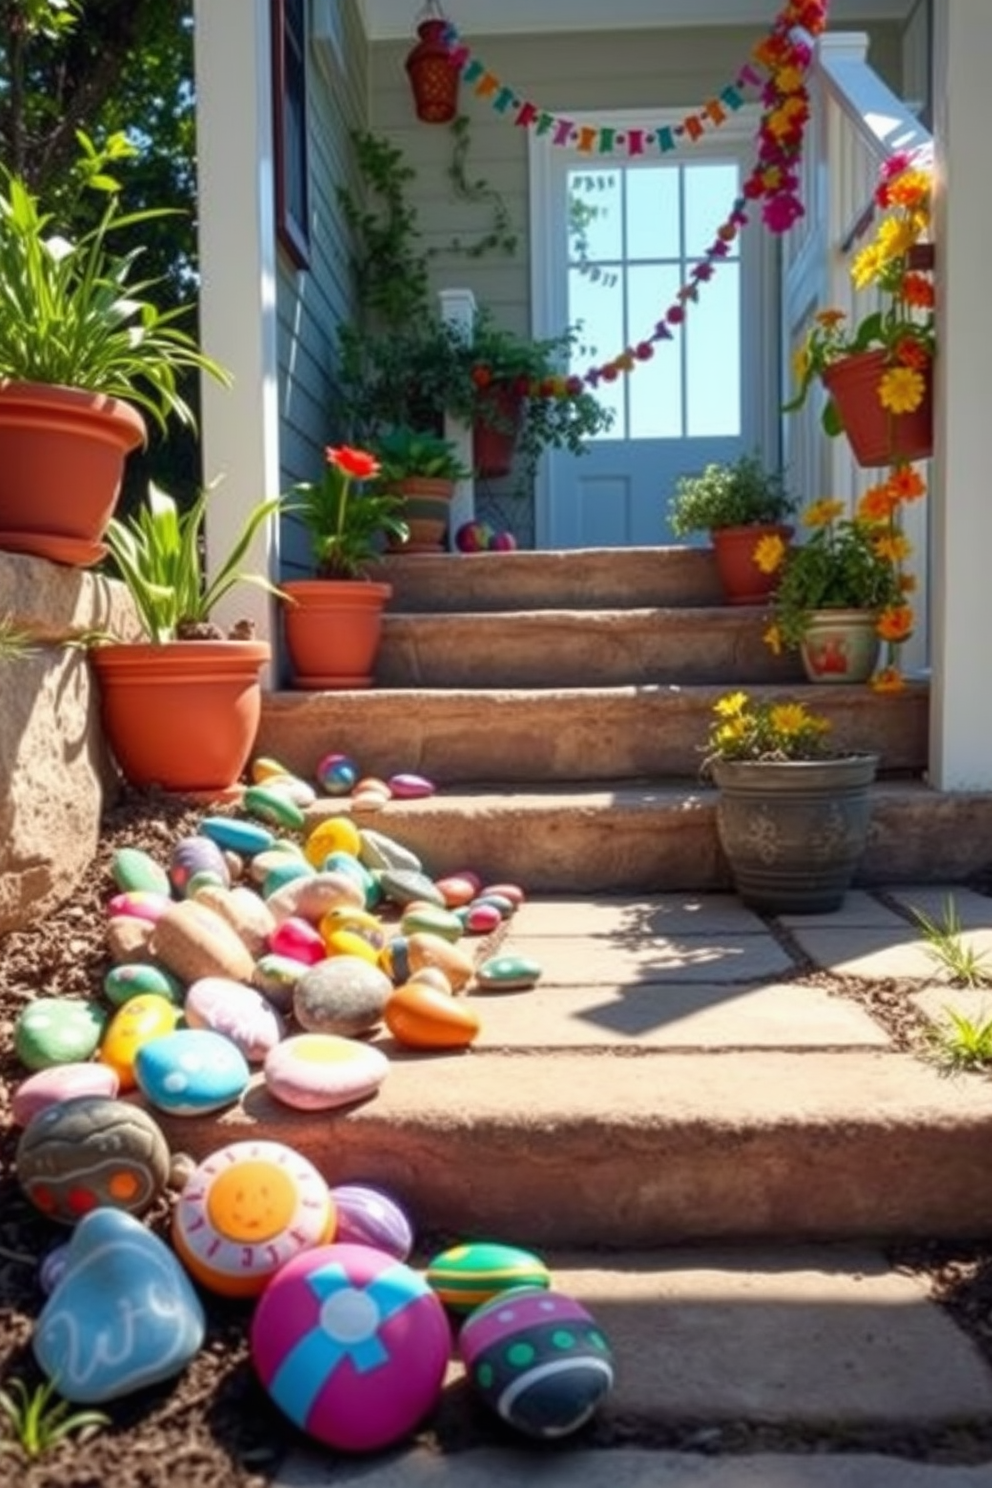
(0, 1376), (109, 1460)
(925, 1009), (992, 1073)
(669, 452), (795, 536)
(104, 483), (283, 643)
(703, 689), (834, 769)
(911, 896), (992, 988)
(284, 445), (409, 580)
(372, 427), (468, 484)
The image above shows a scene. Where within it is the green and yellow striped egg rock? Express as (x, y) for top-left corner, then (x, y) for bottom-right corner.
(426, 1242), (550, 1313)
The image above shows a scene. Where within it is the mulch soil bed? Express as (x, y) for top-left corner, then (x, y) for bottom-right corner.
(3, 794), (992, 1483)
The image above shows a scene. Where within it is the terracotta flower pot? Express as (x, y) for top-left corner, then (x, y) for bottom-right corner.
(799, 609), (881, 684)
(387, 477), (456, 554)
(0, 382), (146, 566)
(822, 350), (933, 468)
(281, 579), (392, 690)
(473, 385), (524, 479)
(92, 640), (269, 793)
(710, 523), (793, 606)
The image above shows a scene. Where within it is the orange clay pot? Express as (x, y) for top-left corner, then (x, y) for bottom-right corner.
(281, 579), (392, 690)
(710, 523), (793, 606)
(822, 349), (933, 468)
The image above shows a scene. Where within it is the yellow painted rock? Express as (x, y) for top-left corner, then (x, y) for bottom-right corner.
(100, 994), (182, 1090)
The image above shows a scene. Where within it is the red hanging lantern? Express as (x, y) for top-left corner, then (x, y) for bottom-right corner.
(405, 4), (460, 124)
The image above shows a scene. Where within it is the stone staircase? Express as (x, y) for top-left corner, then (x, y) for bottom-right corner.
(256, 547), (992, 891)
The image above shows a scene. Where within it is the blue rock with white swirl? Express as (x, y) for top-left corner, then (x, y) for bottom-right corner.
(134, 1028), (250, 1115)
(33, 1207), (205, 1403)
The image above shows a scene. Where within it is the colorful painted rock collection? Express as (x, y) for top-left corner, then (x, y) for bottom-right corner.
(7, 749), (597, 1448)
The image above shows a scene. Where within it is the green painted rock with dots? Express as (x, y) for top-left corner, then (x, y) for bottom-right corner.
(15, 998), (108, 1071)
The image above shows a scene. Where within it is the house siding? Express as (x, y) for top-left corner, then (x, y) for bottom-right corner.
(277, 0), (368, 573)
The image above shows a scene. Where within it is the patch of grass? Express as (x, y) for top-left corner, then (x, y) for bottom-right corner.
(0, 614), (34, 659)
(0, 1377), (109, 1460)
(926, 1007), (992, 1073)
(911, 895), (992, 987)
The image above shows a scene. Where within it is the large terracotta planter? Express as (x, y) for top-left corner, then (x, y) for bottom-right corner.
(711, 754), (879, 914)
(710, 523), (793, 606)
(281, 579), (392, 690)
(822, 350), (933, 468)
(387, 477), (456, 554)
(0, 382), (146, 566)
(799, 609), (880, 684)
(91, 640), (269, 793)
(473, 385), (524, 479)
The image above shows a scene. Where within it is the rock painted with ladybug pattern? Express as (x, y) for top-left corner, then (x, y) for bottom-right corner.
(16, 1096), (171, 1224)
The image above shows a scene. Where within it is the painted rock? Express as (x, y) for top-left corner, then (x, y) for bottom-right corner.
(14, 998), (107, 1072)
(198, 814), (275, 858)
(111, 847), (172, 897)
(400, 904), (464, 942)
(319, 905), (386, 952)
(316, 752), (359, 795)
(172, 1140), (335, 1298)
(460, 902), (503, 935)
(293, 956), (392, 1037)
(358, 828), (422, 875)
(16, 1096), (171, 1224)
(106, 890), (172, 924)
(248, 842), (308, 886)
(351, 786), (390, 812)
(262, 772), (318, 809)
(406, 966), (453, 996)
(435, 873), (482, 909)
(134, 1029), (251, 1116)
(329, 1184), (414, 1261)
(426, 1243), (551, 1313)
(192, 882), (276, 959)
(99, 993), (182, 1090)
(266, 871), (365, 926)
(252, 755), (293, 783)
(387, 773), (436, 799)
(12, 1063), (120, 1128)
(480, 882), (526, 908)
(103, 962), (183, 1007)
(458, 1287), (614, 1438)
(320, 850), (378, 905)
(476, 954), (543, 992)
(353, 776), (392, 803)
(244, 783), (306, 832)
(380, 933), (474, 993)
(39, 1243), (71, 1296)
(385, 983), (481, 1051)
(33, 1207), (206, 1404)
(472, 893), (517, 920)
(251, 1243), (451, 1452)
(270, 914), (327, 966)
(321, 928), (382, 966)
(184, 977), (284, 1063)
(169, 835), (231, 896)
(252, 953), (307, 1012)
(379, 869), (446, 911)
(262, 858), (316, 898)
(149, 899), (257, 985)
(105, 914), (156, 965)
(264, 1034), (389, 1112)
(304, 815), (362, 867)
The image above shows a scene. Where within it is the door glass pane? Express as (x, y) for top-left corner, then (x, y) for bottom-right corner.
(567, 170), (622, 263)
(686, 262), (741, 437)
(684, 162), (740, 259)
(568, 266), (624, 436)
(626, 166), (680, 261)
(629, 263), (682, 439)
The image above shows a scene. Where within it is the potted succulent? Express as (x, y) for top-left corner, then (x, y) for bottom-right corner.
(0, 133), (230, 567)
(280, 444), (409, 689)
(703, 688), (878, 915)
(92, 483), (282, 794)
(372, 426), (468, 553)
(668, 452), (796, 605)
(784, 152), (934, 467)
(757, 496), (911, 687)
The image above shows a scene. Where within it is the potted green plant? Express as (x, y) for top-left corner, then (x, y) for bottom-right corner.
(280, 444), (409, 689)
(373, 426), (469, 553)
(668, 452), (796, 605)
(0, 132), (230, 568)
(756, 497), (910, 686)
(784, 152), (934, 467)
(91, 483), (282, 794)
(703, 688), (878, 914)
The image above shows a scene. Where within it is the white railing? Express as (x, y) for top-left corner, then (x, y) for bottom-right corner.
(782, 31), (933, 674)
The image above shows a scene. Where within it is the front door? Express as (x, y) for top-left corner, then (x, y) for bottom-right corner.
(530, 109), (778, 549)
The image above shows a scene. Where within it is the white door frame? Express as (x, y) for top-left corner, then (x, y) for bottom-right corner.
(529, 106), (781, 548)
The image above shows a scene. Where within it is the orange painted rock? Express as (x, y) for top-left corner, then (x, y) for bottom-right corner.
(385, 982), (481, 1050)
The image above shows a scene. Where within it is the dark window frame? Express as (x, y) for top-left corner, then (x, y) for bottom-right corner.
(272, 0), (310, 269)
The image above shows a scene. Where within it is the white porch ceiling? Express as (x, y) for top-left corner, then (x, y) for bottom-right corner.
(361, 0), (914, 41)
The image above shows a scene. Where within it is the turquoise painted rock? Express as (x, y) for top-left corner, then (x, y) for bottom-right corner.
(33, 1207), (205, 1403)
(243, 783), (306, 831)
(322, 850), (379, 907)
(264, 1033), (389, 1111)
(184, 977), (284, 1063)
(199, 814), (275, 858)
(379, 868), (446, 910)
(14, 998), (107, 1071)
(262, 858), (316, 898)
(103, 963), (184, 1007)
(111, 847), (171, 898)
(426, 1241), (551, 1312)
(16, 1096), (171, 1223)
(476, 954), (543, 991)
(169, 835), (231, 896)
(12, 1064), (120, 1128)
(134, 1029), (250, 1116)
(358, 828), (422, 875)
(293, 956), (393, 1038)
(400, 904), (464, 942)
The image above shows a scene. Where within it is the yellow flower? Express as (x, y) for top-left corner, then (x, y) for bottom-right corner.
(871, 665), (906, 693)
(873, 532), (913, 564)
(714, 719), (747, 748)
(753, 533), (787, 575)
(877, 216), (920, 262)
(792, 343), (810, 384)
(878, 366), (925, 414)
(802, 498), (845, 528)
(714, 690), (748, 718)
(763, 622), (783, 656)
(770, 702), (823, 738)
(851, 242), (884, 289)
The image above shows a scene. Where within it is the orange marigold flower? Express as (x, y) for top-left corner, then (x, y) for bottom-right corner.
(753, 533), (787, 575)
(774, 65), (805, 93)
(471, 365), (493, 389)
(886, 170), (931, 210)
(876, 605), (914, 642)
(326, 446), (380, 481)
(893, 337), (930, 371)
(858, 484), (899, 522)
(878, 366), (925, 414)
(874, 532), (913, 564)
(887, 465), (927, 502)
(871, 665), (906, 694)
(815, 309), (846, 328)
(900, 273), (935, 309)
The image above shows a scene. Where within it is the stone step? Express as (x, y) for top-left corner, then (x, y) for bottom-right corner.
(377, 607), (805, 688)
(258, 682), (928, 786)
(370, 547), (724, 613)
